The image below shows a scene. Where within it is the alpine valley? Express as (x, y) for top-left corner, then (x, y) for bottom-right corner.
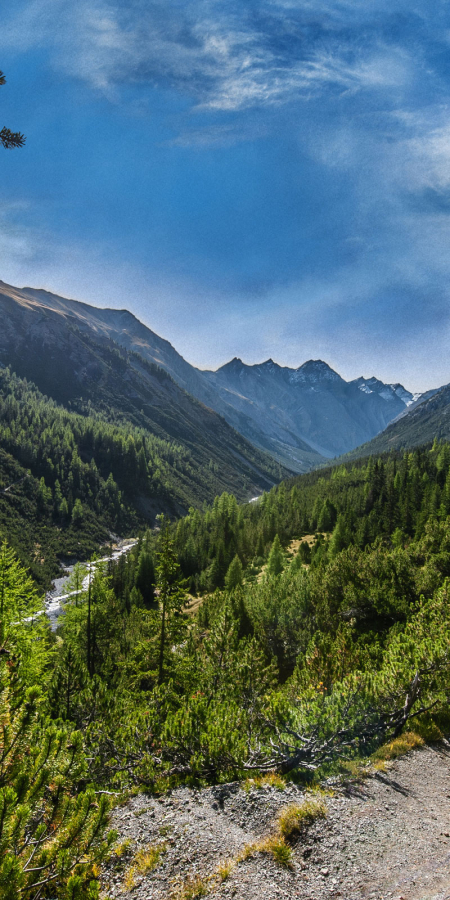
(0, 280), (434, 474)
(4, 278), (450, 900)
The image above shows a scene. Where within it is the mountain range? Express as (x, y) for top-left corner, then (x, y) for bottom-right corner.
(341, 382), (450, 461)
(0, 280), (437, 475)
(0, 281), (285, 507)
(202, 358), (422, 468)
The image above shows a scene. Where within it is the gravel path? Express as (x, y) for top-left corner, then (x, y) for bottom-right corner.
(101, 743), (450, 900)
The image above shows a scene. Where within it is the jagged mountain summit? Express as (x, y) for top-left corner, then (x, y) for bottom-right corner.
(351, 376), (419, 406)
(202, 356), (420, 466)
(0, 280), (429, 472)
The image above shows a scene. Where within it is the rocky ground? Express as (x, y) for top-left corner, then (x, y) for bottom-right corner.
(101, 743), (450, 900)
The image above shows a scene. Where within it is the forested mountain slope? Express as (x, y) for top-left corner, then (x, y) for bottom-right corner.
(172, 439), (450, 596)
(0, 281), (425, 472)
(341, 383), (450, 461)
(0, 285), (285, 490)
(0, 359), (283, 587)
(1, 280), (315, 470)
(5, 439), (450, 899)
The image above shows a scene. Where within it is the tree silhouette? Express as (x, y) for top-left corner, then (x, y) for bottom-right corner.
(0, 71), (25, 149)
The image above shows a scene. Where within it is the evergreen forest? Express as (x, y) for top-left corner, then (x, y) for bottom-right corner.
(0, 366), (280, 587)
(3, 392), (450, 896)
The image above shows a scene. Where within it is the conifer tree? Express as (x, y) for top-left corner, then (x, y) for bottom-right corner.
(156, 519), (187, 684)
(266, 534), (285, 577)
(0, 543), (114, 899)
(0, 71), (25, 149)
(225, 554), (243, 591)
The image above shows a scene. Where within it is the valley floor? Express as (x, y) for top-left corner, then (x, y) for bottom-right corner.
(101, 743), (450, 900)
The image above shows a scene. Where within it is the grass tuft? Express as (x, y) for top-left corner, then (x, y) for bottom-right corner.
(122, 842), (167, 891)
(216, 859), (235, 881)
(134, 843), (167, 873)
(237, 841), (258, 862)
(278, 799), (327, 841)
(341, 759), (372, 778)
(113, 838), (132, 859)
(260, 772), (287, 790)
(237, 835), (293, 868)
(372, 731), (424, 762)
(242, 772), (286, 792)
(123, 868), (136, 891)
(259, 835), (293, 867)
(172, 874), (210, 898)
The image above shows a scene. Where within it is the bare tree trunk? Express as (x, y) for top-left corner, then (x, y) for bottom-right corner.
(393, 671), (421, 737)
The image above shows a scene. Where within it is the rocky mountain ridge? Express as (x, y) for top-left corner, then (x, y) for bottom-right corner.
(0, 281), (286, 508)
(0, 280), (432, 472)
(341, 380), (450, 461)
(203, 356), (420, 465)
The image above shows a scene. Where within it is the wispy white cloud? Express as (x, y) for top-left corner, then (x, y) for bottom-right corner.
(3, 0), (450, 393)
(2, 0), (419, 109)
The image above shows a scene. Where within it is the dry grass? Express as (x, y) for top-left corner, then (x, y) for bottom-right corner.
(113, 838), (132, 859)
(372, 731), (424, 762)
(122, 842), (167, 891)
(171, 858), (237, 899)
(185, 595), (204, 616)
(216, 859), (236, 881)
(171, 875), (210, 899)
(310, 784), (335, 798)
(341, 759), (373, 778)
(236, 796), (327, 871)
(259, 835), (293, 867)
(277, 799), (327, 841)
(242, 772), (286, 792)
(237, 841), (258, 862)
(237, 836), (293, 868)
(123, 868), (137, 891)
(134, 843), (167, 873)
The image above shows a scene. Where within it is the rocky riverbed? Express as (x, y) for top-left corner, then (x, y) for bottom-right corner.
(45, 538), (137, 629)
(101, 742), (450, 900)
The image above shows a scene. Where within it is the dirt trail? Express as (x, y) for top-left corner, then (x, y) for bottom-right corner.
(102, 743), (450, 900)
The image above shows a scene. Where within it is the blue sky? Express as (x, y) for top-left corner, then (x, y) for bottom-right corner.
(1, 1), (450, 390)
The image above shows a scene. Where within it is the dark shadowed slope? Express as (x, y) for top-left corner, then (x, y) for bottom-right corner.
(0, 282), (287, 506)
(0, 281), (424, 472)
(9, 282), (325, 472)
(341, 382), (450, 460)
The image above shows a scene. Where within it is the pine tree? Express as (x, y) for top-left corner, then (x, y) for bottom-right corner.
(71, 498), (84, 528)
(317, 498), (337, 532)
(135, 548), (155, 606)
(0, 71), (25, 149)
(266, 534), (285, 577)
(0, 543), (114, 899)
(156, 520), (187, 684)
(225, 554), (243, 591)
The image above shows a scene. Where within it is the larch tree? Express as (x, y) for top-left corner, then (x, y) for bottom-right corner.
(266, 534), (285, 577)
(224, 554), (243, 591)
(156, 518), (187, 685)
